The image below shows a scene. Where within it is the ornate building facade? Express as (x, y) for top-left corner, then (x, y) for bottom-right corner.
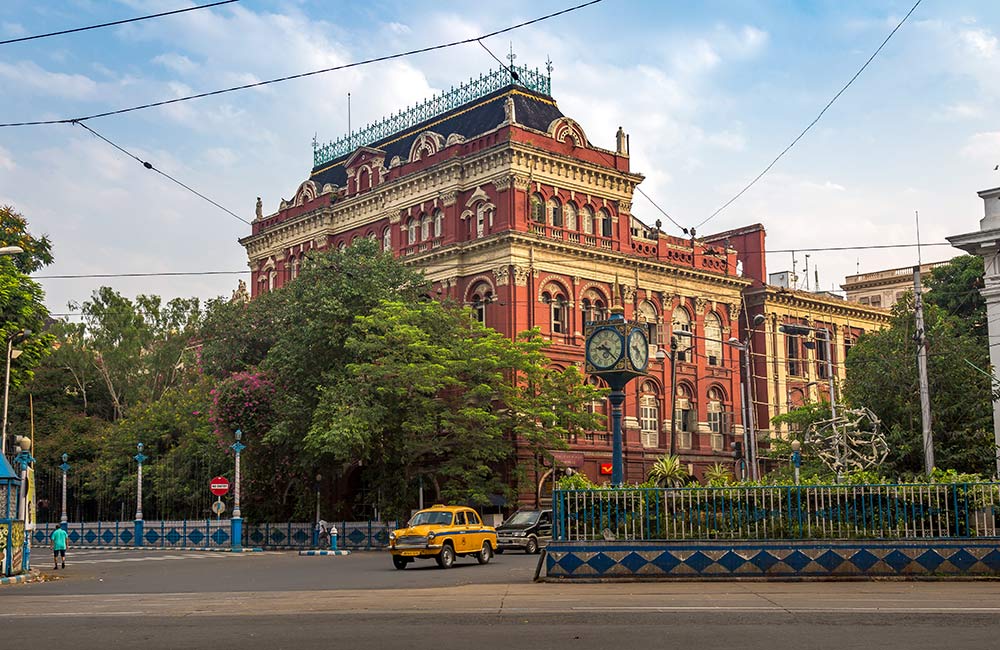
(241, 67), (761, 503)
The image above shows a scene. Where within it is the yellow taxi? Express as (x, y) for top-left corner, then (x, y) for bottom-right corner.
(388, 504), (497, 569)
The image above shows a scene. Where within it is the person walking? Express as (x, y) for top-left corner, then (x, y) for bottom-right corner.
(51, 526), (68, 570)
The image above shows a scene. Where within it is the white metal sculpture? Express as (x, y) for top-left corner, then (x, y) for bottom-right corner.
(805, 406), (888, 474)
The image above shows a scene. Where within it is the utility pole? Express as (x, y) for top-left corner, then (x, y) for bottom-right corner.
(913, 265), (935, 475)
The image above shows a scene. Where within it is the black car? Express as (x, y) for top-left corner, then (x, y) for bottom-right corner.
(495, 509), (552, 554)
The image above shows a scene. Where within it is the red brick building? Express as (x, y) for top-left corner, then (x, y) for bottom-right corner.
(240, 67), (755, 506)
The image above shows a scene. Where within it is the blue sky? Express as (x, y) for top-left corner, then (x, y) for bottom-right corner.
(0, 0), (998, 315)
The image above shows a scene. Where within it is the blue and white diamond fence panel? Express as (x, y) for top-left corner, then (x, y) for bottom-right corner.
(32, 519), (400, 549)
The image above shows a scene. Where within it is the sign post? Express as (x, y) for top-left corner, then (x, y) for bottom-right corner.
(210, 476), (230, 524)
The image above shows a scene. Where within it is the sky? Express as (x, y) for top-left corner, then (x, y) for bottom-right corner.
(0, 0), (998, 317)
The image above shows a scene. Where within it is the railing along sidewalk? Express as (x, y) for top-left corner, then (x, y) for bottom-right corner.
(553, 483), (1000, 542)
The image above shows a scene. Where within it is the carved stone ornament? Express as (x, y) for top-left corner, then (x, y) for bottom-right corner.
(622, 285), (637, 302)
(729, 303), (741, 321)
(494, 265), (510, 286)
(695, 297), (709, 314)
(504, 96), (516, 125)
(512, 175), (532, 191)
(492, 176), (513, 192)
(513, 265), (532, 286)
(440, 190), (458, 206)
(387, 211), (401, 225)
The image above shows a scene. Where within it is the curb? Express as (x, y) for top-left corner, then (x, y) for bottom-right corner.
(33, 545), (263, 553)
(0, 571), (40, 586)
(298, 550), (352, 556)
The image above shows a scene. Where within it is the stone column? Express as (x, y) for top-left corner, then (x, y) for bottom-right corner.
(947, 186), (1000, 477)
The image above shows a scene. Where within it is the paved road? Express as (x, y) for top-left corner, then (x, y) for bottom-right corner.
(7, 549), (1000, 649)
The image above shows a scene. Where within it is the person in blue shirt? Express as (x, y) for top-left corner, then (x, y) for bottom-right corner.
(51, 527), (68, 570)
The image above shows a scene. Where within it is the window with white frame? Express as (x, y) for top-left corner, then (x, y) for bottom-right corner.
(471, 285), (492, 325)
(672, 307), (693, 362)
(531, 193), (545, 223)
(705, 311), (723, 366)
(582, 205), (594, 234)
(599, 208), (613, 237)
(383, 227), (392, 252)
(433, 209), (444, 238)
(548, 197), (563, 228)
(640, 384), (659, 448)
(542, 286), (567, 334)
(675, 384), (694, 449)
(564, 202), (578, 231)
(407, 219), (417, 245)
(638, 300), (658, 346)
(420, 213), (431, 240)
(707, 386), (728, 451)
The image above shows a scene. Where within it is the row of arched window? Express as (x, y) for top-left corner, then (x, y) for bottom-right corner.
(405, 210), (444, 246)
(530, 194), (613, 237)
(636, 381), (731, 449)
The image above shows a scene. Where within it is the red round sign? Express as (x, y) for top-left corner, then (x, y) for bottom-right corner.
(210, 476), (230, 496)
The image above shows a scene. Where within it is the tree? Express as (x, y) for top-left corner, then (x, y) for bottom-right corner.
(73, 288), (202, 420)
(0, 205), (54, 273)
(925, 255), (985, 340)
(843, 296), (994, 475)
(306, 300), (605, 519)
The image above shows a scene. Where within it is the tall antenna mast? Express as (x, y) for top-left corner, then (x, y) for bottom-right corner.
(915, 210), (923, 266)
(347, 93), (352, 148)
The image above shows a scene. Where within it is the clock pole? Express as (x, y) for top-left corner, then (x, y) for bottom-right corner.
(609, 387), (626, 486)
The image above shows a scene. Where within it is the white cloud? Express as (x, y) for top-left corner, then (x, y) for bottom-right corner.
(0, 60), (99, 100)
(939, 102), (985, 120)
(960, 28), (998, 59)
(961, 131), (1000, 161)
(0, 146), (14, 171)
(152, 53), (198, 74)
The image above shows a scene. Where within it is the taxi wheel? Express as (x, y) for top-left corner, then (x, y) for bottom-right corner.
(436, 543), (455, 569)
(392, 556), (409, 570)
(525, 537), (539, 555)
(477, 541), (493, 565)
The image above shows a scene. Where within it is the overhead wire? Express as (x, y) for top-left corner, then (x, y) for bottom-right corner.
(0, 1), (239, 46)
(0, 0), (603, 128)
(693, 0), (923, 231)
(75, 121), (250, 225)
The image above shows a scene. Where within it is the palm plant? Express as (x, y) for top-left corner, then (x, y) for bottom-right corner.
(648, 454), (689, 487)
(704, 462), (734, 486)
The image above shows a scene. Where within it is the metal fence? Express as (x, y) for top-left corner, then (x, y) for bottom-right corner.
(32, 519), (400, 549)
(553, 484), (1000, 541)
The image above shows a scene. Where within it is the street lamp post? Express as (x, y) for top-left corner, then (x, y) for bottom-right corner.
(779, 324), (841, 479)
(134, 442), (147, 547)
(726, 314), (765, 481)
(791, 439), (802, 485)
(59, 453), (70, 532)
(1, 331), (28, 457)
(231, 429), (246, 552)
(313, 473), (322, 547)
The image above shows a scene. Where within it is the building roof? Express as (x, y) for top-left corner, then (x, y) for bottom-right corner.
(309, 82), (565, 189)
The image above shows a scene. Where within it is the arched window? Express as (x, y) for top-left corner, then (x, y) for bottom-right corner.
(470, 284), (493, 325)
(357, 168), (370, 192)
(542, 287), (568, 334)
(581, 289), (608, 326)
(548, 197), (563, 228)
(675, 384), (695, 448)
(420, 213), (431, 241)
(564, 202), (578, 231)
(639, 382), (659, 448)
(382, 227), (392, 252)
(268, 268), (277, 291)
(672, 307), (693, 362)
(407, 219), (418, 245)
(599, 208), (613, 237)
(638, 300), (658, 345)
(530, 193), (545, 224)
(290, 256), (300, 280)
(707, 386), (729, 449)
(433, 209), (444, 238)
(475, 203), (487, 238)
(582, 205), (594, 235)
(705, 312), (723, 366)
(338, 241), (347, 252)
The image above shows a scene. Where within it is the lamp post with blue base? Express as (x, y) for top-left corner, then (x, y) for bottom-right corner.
(134, 442), (147, 548)
(59, 453), (70, 532)
(230, 429), (245, 552)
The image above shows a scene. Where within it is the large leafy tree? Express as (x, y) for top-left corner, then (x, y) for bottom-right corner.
(843, 296), (993, 475)
(925, 255), (985, 341)
(306, 299), (604, 519)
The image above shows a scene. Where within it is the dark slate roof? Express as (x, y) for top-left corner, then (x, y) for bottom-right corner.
(310, 85), (564, 188)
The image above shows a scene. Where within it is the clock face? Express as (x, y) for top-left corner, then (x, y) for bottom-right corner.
(587, 327), (624, 370)
(628, 328), (649, 370)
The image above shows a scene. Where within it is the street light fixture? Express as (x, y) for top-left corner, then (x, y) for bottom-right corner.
(779, 323), (841, 479)
(0, 246), (24, 256)
(1, 329), (30, 456)
(790, 439), (802, 485)
(725, 314), (765, 481)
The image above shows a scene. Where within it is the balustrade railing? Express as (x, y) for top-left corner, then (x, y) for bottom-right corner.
(313, 65), (551, 167)
(553, 483), (1000, 542)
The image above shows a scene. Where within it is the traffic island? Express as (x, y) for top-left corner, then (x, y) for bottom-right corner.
(298, 549), (351, 556)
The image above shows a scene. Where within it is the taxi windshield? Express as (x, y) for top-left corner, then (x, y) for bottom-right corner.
(409, 511), (453, 526)
(504, 511), (540, 526)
